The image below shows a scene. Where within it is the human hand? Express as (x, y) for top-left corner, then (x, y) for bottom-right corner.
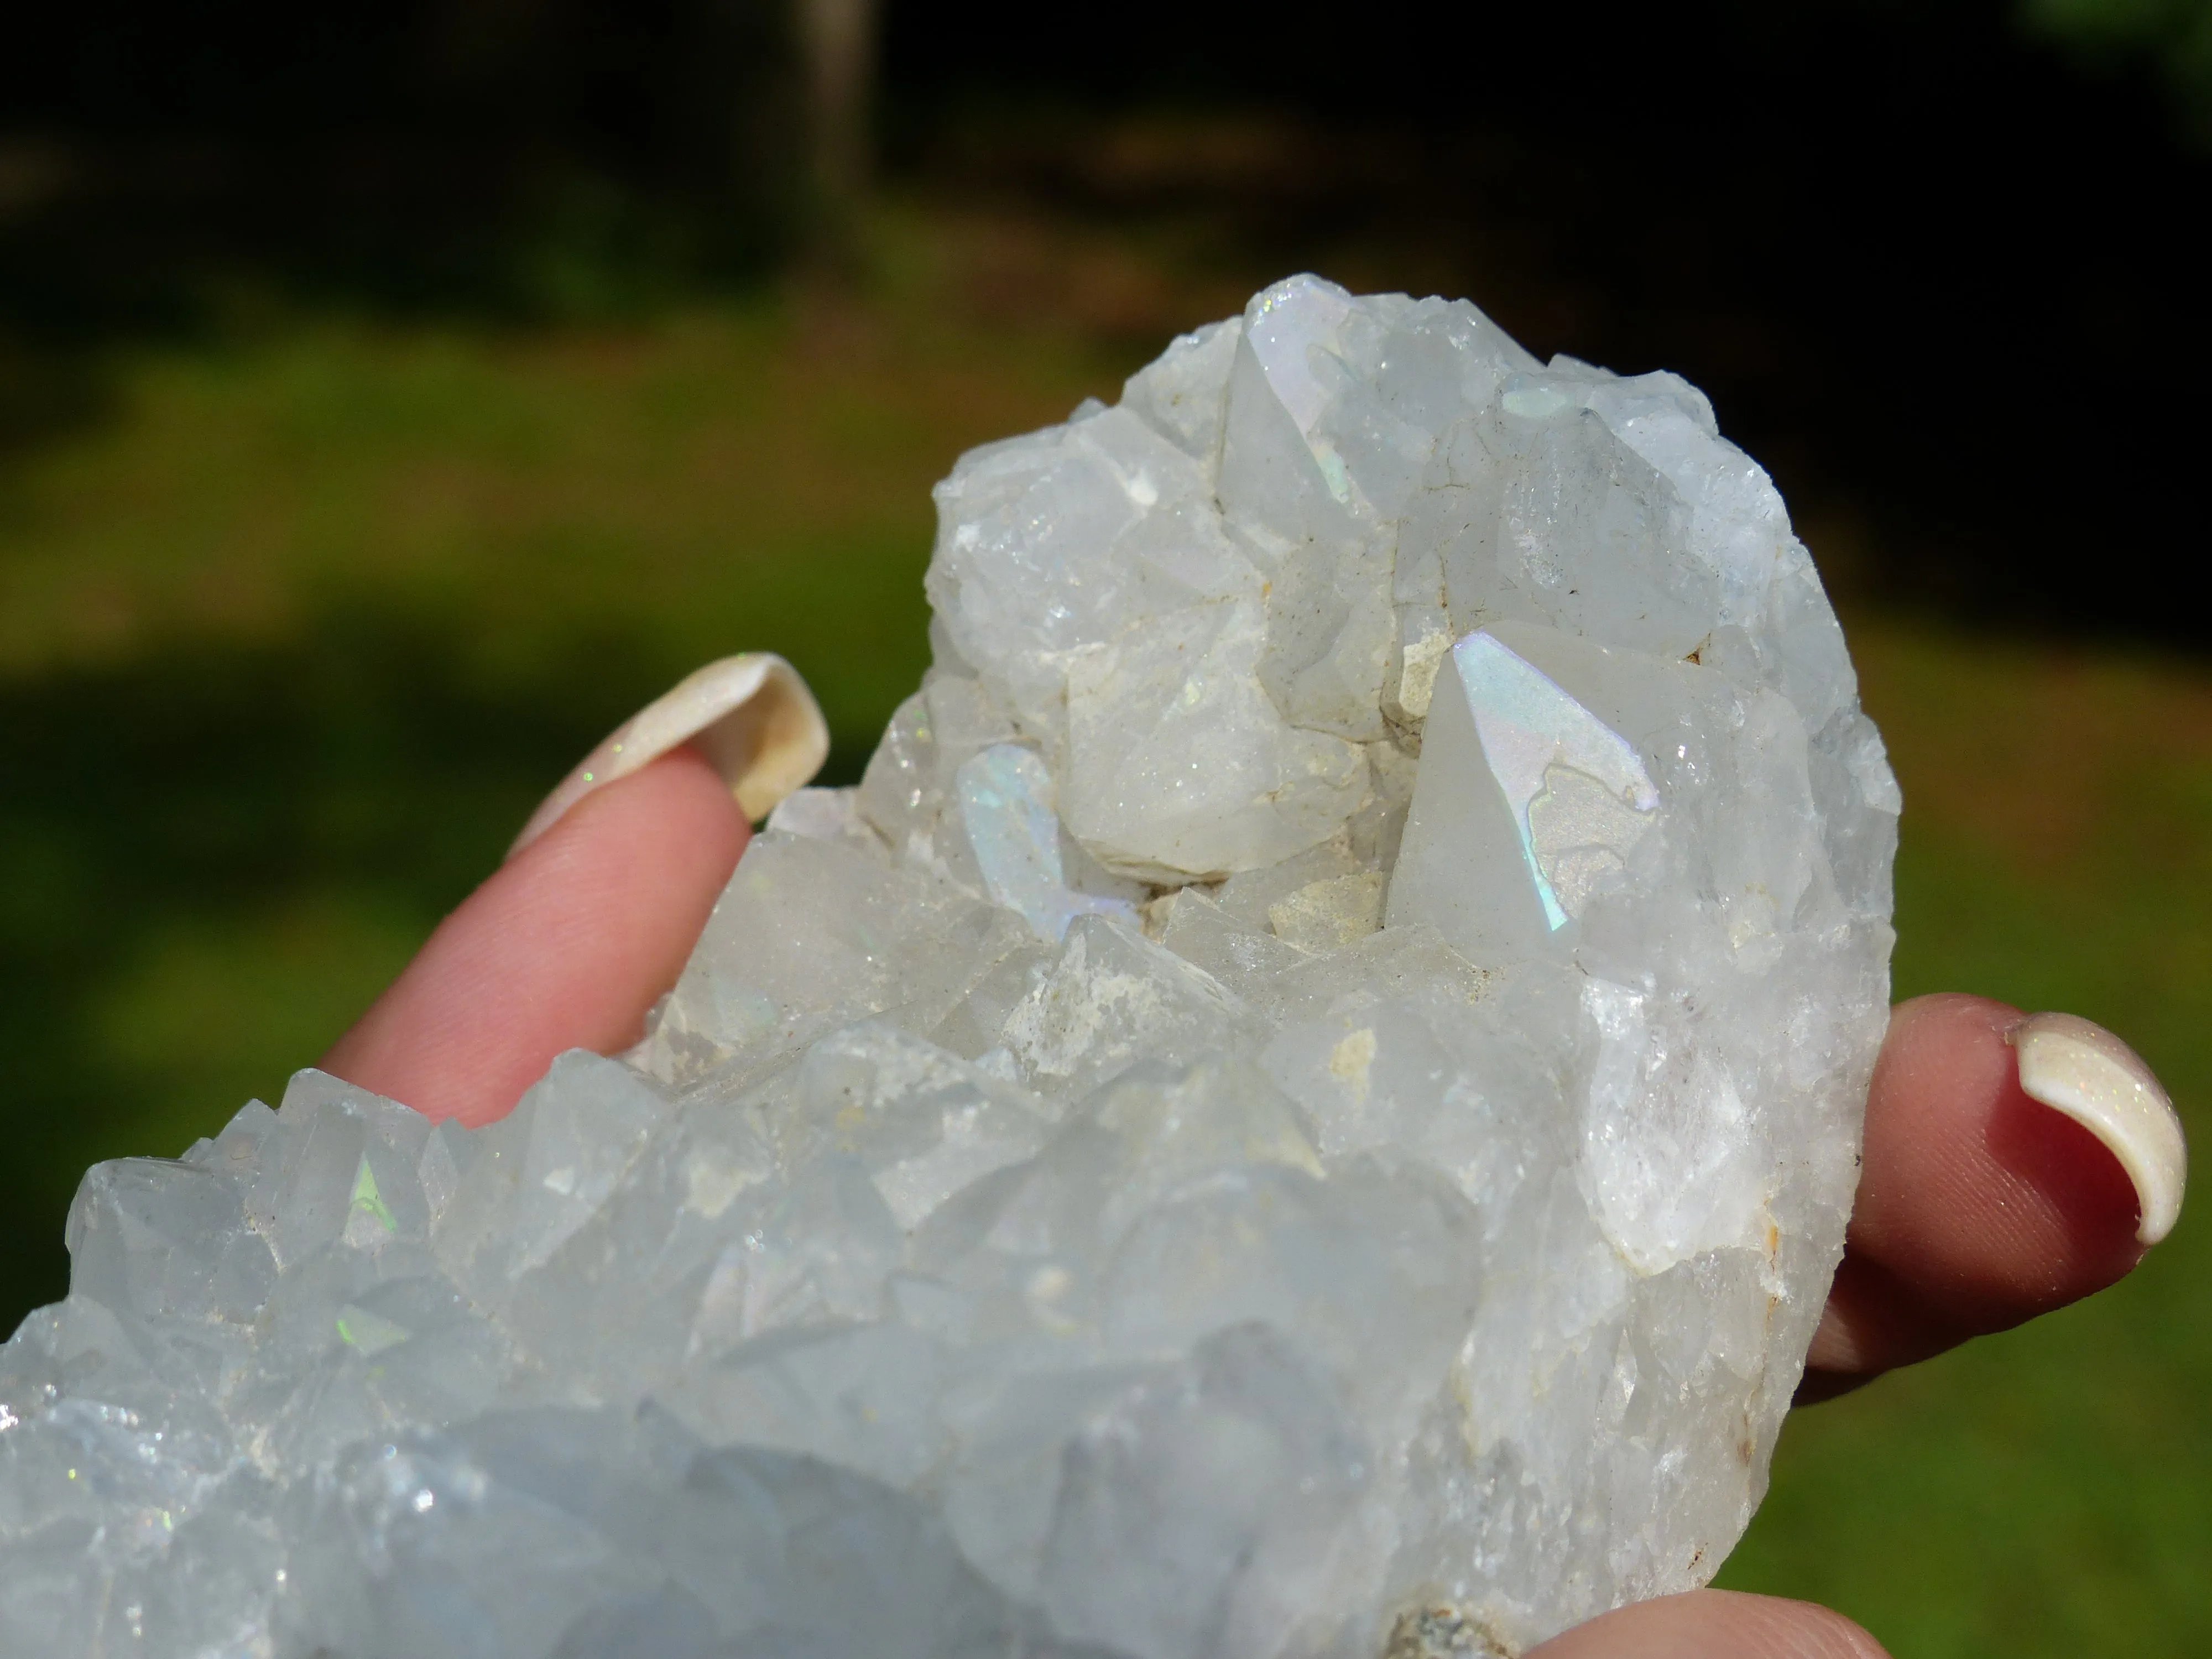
(321, 683), (2186, 1659)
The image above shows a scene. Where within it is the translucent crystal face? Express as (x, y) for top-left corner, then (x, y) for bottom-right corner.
(1441, 630), (1661, 933)
(0, 275), (1897, 1659)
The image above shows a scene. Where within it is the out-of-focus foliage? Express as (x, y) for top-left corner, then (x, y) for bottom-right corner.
(2024, 0), (2212, 131)
(0, 0), (807, 332)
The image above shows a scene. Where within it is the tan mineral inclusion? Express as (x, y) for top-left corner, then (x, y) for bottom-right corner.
(0, 276), (1896, 1659)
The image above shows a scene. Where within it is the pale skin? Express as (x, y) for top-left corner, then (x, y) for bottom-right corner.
(323, 746), (2162, 1659)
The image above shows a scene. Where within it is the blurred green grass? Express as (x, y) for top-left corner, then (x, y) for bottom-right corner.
(2, 270), (2206, 1658)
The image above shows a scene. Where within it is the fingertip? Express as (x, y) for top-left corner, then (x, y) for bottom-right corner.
(508, 653), (827, 857)
(321, 745), (747, 1126)
(2010, 1010), (2187, 1245)
(1526, 1589), (1888, 1659)
(1815, 993), (2166, 1383)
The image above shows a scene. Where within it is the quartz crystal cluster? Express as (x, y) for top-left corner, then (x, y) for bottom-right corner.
(0, 276), (1898, 1658)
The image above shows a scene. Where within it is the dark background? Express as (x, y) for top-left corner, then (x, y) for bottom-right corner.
(7, 0), (2206, 629)
(4, 4), (2208, 1652)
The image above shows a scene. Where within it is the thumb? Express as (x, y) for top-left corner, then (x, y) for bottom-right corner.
(1527, 1590), (1887, 1659)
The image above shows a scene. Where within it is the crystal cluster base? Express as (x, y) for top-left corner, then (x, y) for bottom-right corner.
(0, 277), (1897, 1659)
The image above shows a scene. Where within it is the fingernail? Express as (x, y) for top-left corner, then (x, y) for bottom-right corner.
(508, 654), (830, 858)
(2009, 1012), (2188, 1245)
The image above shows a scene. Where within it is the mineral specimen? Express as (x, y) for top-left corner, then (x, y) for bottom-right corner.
(0, 275), (1898, 1658)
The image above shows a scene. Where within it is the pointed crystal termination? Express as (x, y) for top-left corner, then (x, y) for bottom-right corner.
(1389, 627), (1664, 957)
(957, 743), (1139, 941)
(0, 276), (1897, 1659)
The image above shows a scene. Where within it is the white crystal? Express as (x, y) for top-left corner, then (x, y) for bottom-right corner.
(956, 744), (1140, 942)
(0, 276), (1896, 1659)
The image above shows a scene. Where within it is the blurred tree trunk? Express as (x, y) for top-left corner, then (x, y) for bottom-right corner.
(796, 0), (877, 239)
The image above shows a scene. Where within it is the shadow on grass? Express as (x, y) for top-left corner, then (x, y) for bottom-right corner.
(0, 606), (875, 1333)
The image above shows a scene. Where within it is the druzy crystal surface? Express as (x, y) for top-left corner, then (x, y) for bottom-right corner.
(0, 277), (1898, 1658)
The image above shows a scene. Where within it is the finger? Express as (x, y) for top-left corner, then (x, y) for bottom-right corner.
(1526, 1589), (1886, 1659)
(1800, 992), (2184, 1399)
(510, 653), (826, 855)
(319, 746), (748, 1127)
